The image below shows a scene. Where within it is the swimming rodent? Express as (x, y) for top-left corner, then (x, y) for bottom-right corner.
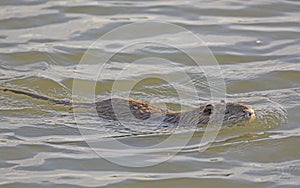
(0, 87), (255, 126)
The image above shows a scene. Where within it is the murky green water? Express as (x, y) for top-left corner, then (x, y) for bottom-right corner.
(0, 0), (300, 187)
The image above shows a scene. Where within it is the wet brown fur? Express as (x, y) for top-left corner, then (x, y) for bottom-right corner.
(95, 98), (255, 126)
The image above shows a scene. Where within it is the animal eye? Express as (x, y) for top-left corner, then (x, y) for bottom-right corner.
(203, 104), (213, 115)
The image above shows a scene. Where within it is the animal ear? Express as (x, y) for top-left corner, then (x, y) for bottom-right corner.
(203, 104), (214, 115)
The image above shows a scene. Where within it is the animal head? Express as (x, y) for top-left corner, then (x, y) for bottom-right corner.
(198, 101), (255, 126)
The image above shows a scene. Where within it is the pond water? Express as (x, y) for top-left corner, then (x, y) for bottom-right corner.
(0, 0), (299, 187)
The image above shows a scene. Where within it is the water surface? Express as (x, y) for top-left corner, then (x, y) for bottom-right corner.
(0, 0), (300, 187)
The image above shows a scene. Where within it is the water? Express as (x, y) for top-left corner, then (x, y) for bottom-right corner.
(0, 0), (300, 187)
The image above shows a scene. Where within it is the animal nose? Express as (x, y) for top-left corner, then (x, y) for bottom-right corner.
(244, 110), (253, 119)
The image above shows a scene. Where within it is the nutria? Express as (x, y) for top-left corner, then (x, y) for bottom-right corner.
(96, 98), (255, 126)
(0, 87), (255, 126)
